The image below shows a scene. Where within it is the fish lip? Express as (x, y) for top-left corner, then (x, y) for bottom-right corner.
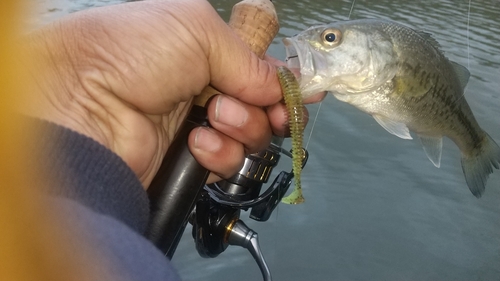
(283, 38), (301, 69)
(283, 37), (308, 80)
(283, 37), (319, 98)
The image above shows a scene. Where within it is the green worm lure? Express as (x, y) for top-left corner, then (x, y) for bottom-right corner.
(277, 66), (305, 204)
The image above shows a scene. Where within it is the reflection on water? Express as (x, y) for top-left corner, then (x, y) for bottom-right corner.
(34, 0), (500, 280)
(29, 0), (123, 29)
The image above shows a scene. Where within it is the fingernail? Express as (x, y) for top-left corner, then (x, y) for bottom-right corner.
(194, 127), (222, 152)
(214, 95), (248, 127)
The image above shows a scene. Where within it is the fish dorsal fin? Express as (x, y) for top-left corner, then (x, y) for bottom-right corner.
(450, 61), (470, 91)
(373, 114), (413, 140)
(417, 31), (470, 91)
(418, 135), (443, 168)
(417, 31), (442, 50)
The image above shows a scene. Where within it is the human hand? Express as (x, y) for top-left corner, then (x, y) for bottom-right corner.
(22, 0), (325, 188)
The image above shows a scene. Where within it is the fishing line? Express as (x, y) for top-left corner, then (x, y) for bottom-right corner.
(306, 0), (356, 148)
(457, 0), (472, 102)
(347, 0), (356, 20)
(305, 101), (322, 150)
(466, 0), (471, 69)
(274, 0), (358, 272)
(276, 0), (357, 254)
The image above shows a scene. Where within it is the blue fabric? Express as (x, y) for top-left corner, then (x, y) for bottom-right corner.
(36, 121), (181, 281)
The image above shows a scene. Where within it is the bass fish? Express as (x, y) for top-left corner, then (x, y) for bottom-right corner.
(283, 18), (500, 197)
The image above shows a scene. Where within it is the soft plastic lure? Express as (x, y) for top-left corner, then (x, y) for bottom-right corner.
(277, 66), (305, 204)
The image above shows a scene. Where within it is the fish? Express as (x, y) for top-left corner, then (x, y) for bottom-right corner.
(283, 18), (500, 197)
(277, 66), (306, 204)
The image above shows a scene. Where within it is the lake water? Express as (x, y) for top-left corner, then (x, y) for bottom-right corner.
(33, 0), (500, 280)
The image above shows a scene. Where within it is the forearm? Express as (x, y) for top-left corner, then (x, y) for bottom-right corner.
(32, 119), (180, 280)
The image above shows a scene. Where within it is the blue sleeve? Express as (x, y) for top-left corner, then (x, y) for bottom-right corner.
(35, 120), (181, 281)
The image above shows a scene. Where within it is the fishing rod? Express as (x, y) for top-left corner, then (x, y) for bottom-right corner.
(145, 1), (308, 280)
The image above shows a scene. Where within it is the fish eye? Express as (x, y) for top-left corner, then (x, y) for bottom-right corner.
(321, 28), (342, 46)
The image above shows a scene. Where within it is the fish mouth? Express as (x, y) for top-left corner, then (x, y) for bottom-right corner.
(283, 37), (325, 98)
(283, 38), (301, 69)
(283, 37), (304, 80)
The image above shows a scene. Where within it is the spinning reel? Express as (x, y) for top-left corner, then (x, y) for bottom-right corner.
(191, 136), (308, 281)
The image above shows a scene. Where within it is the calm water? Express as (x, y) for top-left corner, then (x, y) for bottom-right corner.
(34, 0), (500, 280)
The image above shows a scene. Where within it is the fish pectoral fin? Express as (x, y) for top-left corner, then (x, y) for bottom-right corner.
(393, 75), (431, 98)
(373, 114), (413, 140)
(450, 61), (470, 91)
(418, 135), (443, 168)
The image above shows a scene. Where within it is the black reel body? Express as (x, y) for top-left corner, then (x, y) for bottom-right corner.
(189, 138), (308, 281)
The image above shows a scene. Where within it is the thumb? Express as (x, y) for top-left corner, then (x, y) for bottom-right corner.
(202, 9), (283, 106)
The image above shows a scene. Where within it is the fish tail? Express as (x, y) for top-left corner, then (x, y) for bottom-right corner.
(461, 133), (500, 197)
